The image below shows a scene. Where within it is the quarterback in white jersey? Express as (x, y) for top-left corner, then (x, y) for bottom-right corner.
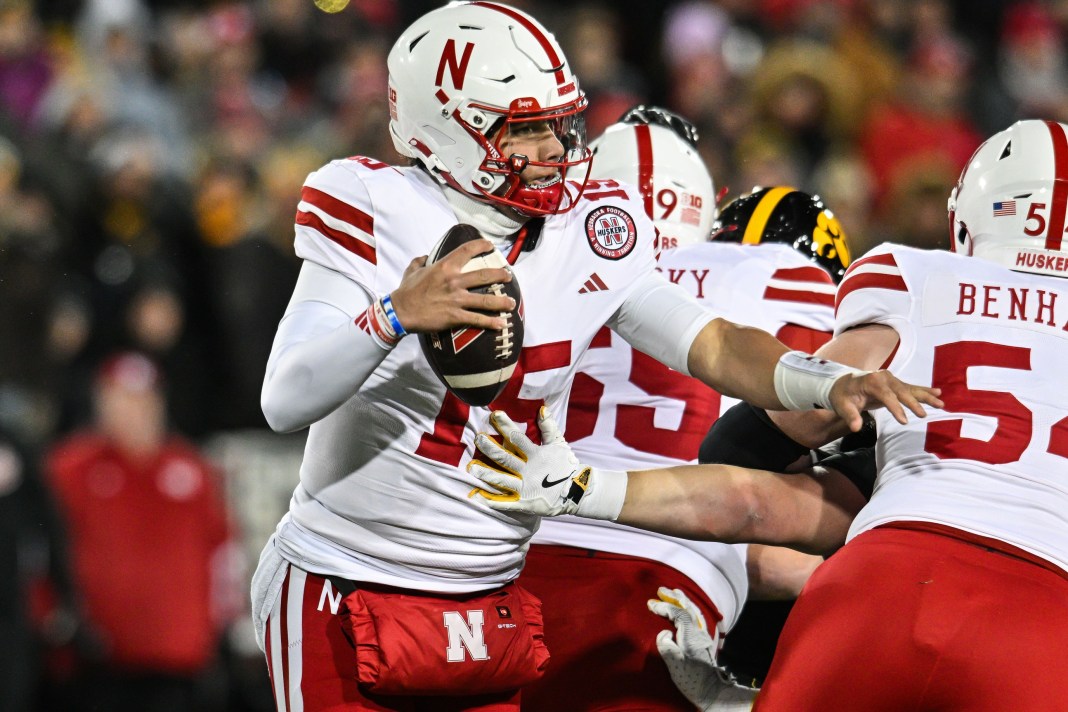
(470, 119), (1068, 711)
(520, 108), (845, 711)
(249, 4), (938, 710)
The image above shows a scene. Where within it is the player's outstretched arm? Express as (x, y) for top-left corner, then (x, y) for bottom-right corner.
(470, 408), (864, 555)
(687, 319), (942, 433)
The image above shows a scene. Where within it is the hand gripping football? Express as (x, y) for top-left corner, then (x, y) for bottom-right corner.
(419, 224), (524, 407)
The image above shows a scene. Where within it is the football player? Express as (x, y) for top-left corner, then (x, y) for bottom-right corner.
(469, 119), (1068, 711)
(250, 3), (939, 710)
(515, 106), (850, 711)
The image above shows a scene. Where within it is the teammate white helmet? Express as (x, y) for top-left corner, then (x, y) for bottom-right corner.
(387, 1), (592, 216)
(948, 119), (1068, 278)
(589, 105), (716, 249)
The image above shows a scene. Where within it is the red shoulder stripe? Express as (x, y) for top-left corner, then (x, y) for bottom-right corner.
(300, 186), (374, 237)
(770, 266), (835, 285)
(764, 287), (835, 307)
(841, 251), (897, 279)
(296, 210), (377, 265)
(835, 273), (907, 314)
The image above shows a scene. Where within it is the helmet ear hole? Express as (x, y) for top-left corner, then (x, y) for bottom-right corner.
(956, 224), (972, 255)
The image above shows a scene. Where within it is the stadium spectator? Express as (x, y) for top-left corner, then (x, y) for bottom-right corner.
(44, 351), (243, 712)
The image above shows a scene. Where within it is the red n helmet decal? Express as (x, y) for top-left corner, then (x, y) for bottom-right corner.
(435, 39), (475, 91)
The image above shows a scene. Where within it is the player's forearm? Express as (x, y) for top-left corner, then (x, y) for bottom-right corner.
(687, 318), (790, 410)
(745, 545), (823, 600)
(619, 465), (778, 544)
(619, 465), (855, 555)
(261, 309), (391, 432)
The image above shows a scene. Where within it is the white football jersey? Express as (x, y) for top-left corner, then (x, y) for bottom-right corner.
(272, 158), (659, 591)
(840, 244), (1068, 574)
(533, 242), (837, 629)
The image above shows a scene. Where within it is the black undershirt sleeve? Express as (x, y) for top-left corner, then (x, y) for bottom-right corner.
(698, 402), (809, 470)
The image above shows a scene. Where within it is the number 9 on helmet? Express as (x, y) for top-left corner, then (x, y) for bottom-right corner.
(589, 106), (717, 250)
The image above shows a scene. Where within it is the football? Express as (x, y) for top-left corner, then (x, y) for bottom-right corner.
(419, 224), (524, 407)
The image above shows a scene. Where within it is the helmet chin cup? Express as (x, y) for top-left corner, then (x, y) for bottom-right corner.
(509, 175), (565, 215)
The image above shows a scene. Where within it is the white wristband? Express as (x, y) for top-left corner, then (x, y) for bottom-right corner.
(575, 467), (629, 521)
(773, 351), (867, 411)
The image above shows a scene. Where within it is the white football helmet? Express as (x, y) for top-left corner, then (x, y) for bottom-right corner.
(387, 1), (592, 216)
(589, 108), (716, 249)
(948, 119), (1068, 277)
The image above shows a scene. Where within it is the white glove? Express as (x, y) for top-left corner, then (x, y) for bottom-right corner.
(468, 407), (627, 520)
(649, 587), (758, 712)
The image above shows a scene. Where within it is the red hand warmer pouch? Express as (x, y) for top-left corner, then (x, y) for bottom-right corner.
(338, 582), (550, 695)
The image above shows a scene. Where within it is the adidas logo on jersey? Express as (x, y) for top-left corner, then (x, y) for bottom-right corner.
(579, 273), (609, 294)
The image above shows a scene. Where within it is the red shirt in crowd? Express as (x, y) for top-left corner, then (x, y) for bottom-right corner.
(46, 433), (234, 674)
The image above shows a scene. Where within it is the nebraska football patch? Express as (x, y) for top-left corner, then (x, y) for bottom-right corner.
(585, 206), (637, 260)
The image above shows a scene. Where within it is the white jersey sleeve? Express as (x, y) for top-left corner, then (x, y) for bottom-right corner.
(838, 243), (1068, 575)
(260, 263), (389, 433)
(608, 271), (715, 376)
(832, 243), (914, 336)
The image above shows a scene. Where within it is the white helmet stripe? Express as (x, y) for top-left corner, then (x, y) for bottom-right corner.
(1044, 120), (1068, 251)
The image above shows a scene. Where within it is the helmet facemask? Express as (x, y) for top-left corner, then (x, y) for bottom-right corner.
(461, 99), (591, 216)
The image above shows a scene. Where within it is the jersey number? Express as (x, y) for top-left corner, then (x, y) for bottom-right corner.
(923, 341), (1068, 464)
(416, 342), (572, 467)
(566, 329), (720, 460)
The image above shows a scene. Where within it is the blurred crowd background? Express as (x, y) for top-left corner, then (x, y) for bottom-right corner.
(0, 0), (1062, 709)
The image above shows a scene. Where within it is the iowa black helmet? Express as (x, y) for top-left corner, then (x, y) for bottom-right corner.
(618, 104), (699, 148)
(712, 187), (852, 282)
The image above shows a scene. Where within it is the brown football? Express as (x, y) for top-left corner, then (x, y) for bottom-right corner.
(418, 224), (524, 407)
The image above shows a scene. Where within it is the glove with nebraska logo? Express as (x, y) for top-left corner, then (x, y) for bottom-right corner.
(649, 587), (759, 712)
(468, 407), (628, 520)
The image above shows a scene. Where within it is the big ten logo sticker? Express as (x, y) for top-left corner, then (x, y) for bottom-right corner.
(585, 206), (638, 260)
(657, 188), (704, 227)
(443, 610), (489, 662)
(812, 211), (851, 267)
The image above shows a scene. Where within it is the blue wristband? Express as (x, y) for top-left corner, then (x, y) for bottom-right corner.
(380, 294), (408, 337)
